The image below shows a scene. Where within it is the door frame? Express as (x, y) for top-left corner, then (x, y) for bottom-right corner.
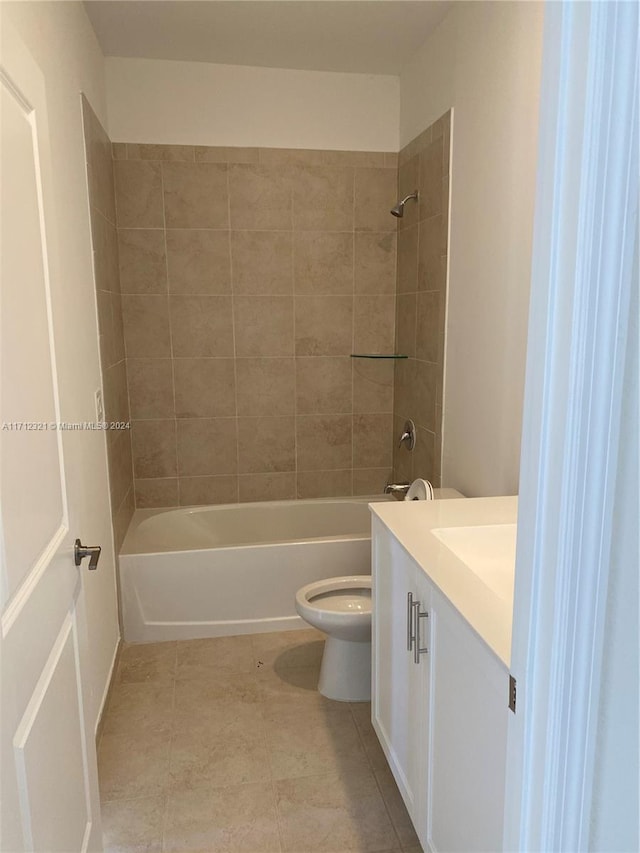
(505, 2), (638, 850)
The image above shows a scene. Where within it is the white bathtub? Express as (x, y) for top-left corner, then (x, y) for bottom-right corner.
(119, 496), (391, 643)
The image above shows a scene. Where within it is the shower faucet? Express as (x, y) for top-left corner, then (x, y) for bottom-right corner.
(398, 419), (416, 450)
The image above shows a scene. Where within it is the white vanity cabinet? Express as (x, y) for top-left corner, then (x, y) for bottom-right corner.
(371, 516), (510, 853)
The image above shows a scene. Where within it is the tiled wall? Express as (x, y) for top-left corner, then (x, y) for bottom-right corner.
(82, 98), (134, 546)
(112, 144), (399, 506)
(393, 111), (451, 487)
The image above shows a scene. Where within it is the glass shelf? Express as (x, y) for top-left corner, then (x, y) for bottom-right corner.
(350, 353), (409, 359)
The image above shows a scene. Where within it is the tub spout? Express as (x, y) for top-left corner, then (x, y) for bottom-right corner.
(384, 482), (411, 500)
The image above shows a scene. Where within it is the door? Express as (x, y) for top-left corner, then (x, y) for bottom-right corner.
(0, 23), (102, 853)
(505, 3), (639, 850)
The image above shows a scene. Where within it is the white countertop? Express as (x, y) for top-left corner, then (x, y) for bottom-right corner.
(370, 496), (518, 667)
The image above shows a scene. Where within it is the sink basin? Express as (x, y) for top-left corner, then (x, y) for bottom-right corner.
(431, 524), (517, 602)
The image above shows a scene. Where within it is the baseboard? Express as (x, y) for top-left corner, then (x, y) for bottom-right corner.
(95, 636), (122, 747)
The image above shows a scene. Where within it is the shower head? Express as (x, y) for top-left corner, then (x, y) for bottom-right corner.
(390, 191), (419, 217)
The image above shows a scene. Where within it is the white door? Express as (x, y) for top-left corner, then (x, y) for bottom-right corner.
(0, 24), (102, 853)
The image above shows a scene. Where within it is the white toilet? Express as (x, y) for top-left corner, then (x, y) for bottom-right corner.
(294, 480), (452, 702)
(295, 575), (372, 702)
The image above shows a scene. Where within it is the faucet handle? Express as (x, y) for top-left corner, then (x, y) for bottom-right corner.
(398, 419), (416, 450)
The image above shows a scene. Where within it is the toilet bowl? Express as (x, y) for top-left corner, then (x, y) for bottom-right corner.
(295, 575), (372, 702)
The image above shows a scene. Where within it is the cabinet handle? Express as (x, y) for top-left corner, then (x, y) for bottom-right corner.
(407, 592), (416, 651)
(413, 601), (429, 663)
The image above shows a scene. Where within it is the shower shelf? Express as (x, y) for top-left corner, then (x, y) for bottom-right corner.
(350, 353), (408, 359)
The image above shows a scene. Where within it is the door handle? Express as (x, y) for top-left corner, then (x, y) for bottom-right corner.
(413, 601), (429, 663)
(74, 539), (101, 570)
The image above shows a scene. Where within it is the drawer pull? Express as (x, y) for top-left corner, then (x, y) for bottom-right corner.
(413, 601), (429, 663)
(407, 592), (416, 651)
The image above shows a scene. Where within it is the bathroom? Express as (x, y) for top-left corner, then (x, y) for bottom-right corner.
(1, 2), (637, 852)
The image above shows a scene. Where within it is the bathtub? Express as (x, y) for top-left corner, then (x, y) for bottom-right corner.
(119, 496), (391, 643)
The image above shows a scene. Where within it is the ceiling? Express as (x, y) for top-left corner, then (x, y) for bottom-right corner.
(84, 1), (452, 76)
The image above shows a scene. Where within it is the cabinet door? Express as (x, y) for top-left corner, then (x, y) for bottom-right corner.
(410, 564), (433, 847)
(428, 589), (509, 853)
(372, 519), (429, 827)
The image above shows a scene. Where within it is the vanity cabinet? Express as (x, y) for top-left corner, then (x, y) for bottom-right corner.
(371, 516), (509, 853)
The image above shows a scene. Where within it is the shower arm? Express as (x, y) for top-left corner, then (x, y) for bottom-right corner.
(399, 191), (419, 205)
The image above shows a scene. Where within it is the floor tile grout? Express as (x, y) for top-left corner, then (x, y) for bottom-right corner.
(160, 646), (178, 853)
(349, 702), (405, 852)
(245, 640), (284, 853)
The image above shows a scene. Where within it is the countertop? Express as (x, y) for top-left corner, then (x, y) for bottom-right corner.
(369, 496), (518, 667)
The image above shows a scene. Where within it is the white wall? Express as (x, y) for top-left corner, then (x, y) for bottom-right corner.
(2, 1), (119, 730)
(106, 56), (399, 151)
(401, 1), (544, 496)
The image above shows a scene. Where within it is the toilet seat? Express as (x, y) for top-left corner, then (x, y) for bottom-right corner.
(299, 575), (370, 607)
(308, 588), (370, 613)
(296, 576), (372, 633)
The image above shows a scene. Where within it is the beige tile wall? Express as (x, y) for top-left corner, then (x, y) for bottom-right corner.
(393, 111), (451, 487)
(82, 98), (135, 548)
(112, 144), (399, 506)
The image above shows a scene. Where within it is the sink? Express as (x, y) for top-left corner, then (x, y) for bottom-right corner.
(431, 523), (517, 602)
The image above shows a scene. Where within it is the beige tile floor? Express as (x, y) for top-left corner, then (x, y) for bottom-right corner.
(98, 629), (422, 853)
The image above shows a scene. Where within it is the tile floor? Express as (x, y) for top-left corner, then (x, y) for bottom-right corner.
(98, 629), (422, 853)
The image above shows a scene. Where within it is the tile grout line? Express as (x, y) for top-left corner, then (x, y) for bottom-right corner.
(252, 631), (293, 852)
(256, 669), (285, 853)
(131, 465), (390, 487)
(227, 165), (241, 504)
(110, 148), (137, 508)
(291, 175), (299, 501)
(159, 162), (179, 510)
(409, 153), (424, 484)
(252, 630), (327, 853)
(351, 169), (356, 498)
(348, 703), (406, 852)
(391, 152), (399, 481)
(160, 646), (178, 853)
(100, 790), (167, 805)
(111, 226), (365, 234)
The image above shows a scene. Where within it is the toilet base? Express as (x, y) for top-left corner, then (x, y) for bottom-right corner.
(318, 636), (371, 702)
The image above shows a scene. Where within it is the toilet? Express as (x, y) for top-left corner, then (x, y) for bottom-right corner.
(295, 480), (461, 703)
(295, 575), (372, 702)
